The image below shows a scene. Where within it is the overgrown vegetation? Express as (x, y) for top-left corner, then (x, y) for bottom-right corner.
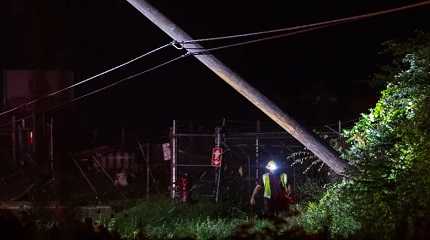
(299, 31), (430, 239)
(110, 196), (320, 240)
(110, 196), (248, 239)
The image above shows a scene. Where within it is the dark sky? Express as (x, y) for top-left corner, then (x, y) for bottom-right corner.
(2, 0), (430, 143)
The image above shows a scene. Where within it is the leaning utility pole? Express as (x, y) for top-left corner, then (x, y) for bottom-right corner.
(125, 0), (348, 174)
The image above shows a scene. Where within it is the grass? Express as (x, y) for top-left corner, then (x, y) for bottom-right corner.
(109, 196), (265, 240)
(108, 196), (314, 240)
(142, 218), (244, 240)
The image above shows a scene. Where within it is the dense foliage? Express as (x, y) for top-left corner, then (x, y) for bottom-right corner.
(110, 196), (249, 239)
(300, 32), (430, 239)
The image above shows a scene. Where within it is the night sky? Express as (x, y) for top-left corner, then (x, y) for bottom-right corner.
(2, 0), (430, 144)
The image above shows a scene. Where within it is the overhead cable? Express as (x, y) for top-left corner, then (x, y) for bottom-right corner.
(180, 0), (430, 44)
(31, 53), (190, 114)
(0, 42), (174, 118)
(190, 24), (341, 54)
(3, 1), (429, 119)
(0, 53), (189, 127)
(4, 1), (429, 118)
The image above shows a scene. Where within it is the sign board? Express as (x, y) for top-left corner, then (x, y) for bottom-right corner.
(211, 147), (223, 167)
(162, 143), (171, 161)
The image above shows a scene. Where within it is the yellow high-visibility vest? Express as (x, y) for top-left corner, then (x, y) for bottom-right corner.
(262, 173), (287, 199)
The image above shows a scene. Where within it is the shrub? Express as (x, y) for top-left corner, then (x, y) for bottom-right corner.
(299, 181), (360, 238)
(300, 32), (430, 239)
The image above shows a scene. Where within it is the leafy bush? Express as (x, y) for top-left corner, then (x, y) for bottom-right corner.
(299, 180), (360, 238)
(295, 177), (326, 203)
(299, 32), (430, 239)
(343, 49), (430, 239)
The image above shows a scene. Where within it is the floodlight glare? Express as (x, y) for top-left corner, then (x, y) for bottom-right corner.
(266, 160), (278, 171)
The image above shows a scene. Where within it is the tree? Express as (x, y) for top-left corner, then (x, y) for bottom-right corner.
(300, 32), (430, 239)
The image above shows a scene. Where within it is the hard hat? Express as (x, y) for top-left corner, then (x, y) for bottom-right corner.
(266, 160), (278, 171)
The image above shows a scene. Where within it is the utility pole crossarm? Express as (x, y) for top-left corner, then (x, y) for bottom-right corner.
(125, 0), (349, 174)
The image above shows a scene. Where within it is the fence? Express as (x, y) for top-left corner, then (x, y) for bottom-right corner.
(166, 119), (353, 205)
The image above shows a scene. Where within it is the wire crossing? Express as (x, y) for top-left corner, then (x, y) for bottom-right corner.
(2, 0), (429, 118)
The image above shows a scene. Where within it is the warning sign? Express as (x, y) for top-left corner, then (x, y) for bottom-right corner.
(162, 143), (171, 161)
(211, 147), (223, 167)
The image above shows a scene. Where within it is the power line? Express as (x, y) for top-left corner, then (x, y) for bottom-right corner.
(0, 42), (174, 119)
(190, 24), (341, 55)
(4, 0), (427, 119)
(0, 23), (365, 127)
(28, 53), (190, 115)
(3, 1), (428, 121)
(0, 53), (189, 128)
(180, 1), (430, 55)
(180, 0), (430, 44)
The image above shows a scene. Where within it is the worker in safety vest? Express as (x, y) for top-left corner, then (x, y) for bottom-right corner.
(250, 160), (291, 216)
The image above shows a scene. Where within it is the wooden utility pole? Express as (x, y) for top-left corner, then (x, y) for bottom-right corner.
(125, 0), (348, 174)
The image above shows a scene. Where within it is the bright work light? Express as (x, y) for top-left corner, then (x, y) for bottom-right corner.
(266, 160), (278, 171)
